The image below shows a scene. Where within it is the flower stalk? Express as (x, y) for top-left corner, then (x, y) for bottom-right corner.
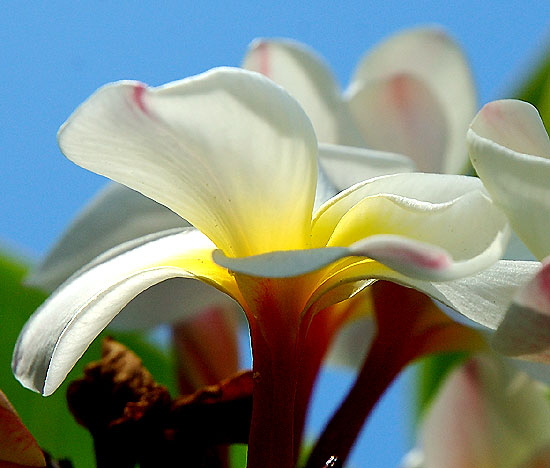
(305, 281), (485, 468)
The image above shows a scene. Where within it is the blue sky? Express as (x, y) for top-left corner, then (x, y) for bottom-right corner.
(1, 1), (549, 466)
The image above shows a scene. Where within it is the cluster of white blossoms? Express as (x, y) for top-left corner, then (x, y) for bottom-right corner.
(11, 27), (550, 468)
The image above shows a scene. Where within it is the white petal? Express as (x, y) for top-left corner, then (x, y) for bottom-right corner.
(348, 26), (476, 174)
(309, 258), (537, 335)
(468, 99), (550, 259)
(347, 73), (449, 172)
(109, 277), (239, 330)
(349, 236), (454, 281)
(410, 260), (541, 330)
(318, 143), (414, 191)
(28, 183), (187, 291)
(213, 247), (349, 278)
(12, 229), (236, 396)
(492, 258), (550, 362)
(313, 173), (509, 279)
(243, 39), (364, 146)
(58, 67), (318, 257)
(314, 173), (488, 242)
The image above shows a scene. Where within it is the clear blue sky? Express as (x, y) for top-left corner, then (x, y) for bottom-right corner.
(1, 1), (549, 466)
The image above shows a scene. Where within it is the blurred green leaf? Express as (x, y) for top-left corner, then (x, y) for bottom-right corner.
(0, 252), (176, 467)
(513, 44), (550, 129)
(230, 444), (248, 468)
(414, 351), (468, 423)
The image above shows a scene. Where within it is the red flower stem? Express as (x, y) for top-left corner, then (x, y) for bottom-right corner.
(304, 281), (484, 468)
(240, 275), (335, 468)
(292, 304), (357, 457)
(246, 317), (300, 468)
(243, 276), (349, 468)
(304, 324), (409, 468)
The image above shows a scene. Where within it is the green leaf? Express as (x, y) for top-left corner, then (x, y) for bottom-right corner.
(414, 351), (468, 423)
(513, 44), (550, 129)
(230, 444), (248, 468)
(0, 251), (176, 467)
(0, 252), (94, 467)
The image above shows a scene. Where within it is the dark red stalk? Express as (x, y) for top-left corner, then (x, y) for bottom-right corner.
(305, 281), (485, 468)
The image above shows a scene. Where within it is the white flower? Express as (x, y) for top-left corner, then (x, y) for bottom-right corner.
(243, 26), (476, 176)
(468, 99), (550, 362)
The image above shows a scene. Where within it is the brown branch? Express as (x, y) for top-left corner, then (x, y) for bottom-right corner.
(66, 338), (252, 468)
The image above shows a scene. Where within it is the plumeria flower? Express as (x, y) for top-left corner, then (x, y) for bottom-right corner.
(243, 27), (481, 372)
(402, 355), (550, 468)
(12, 67), (529, 468)
(25, 123), (411, 337)
(243, 26), (477, 178)
(244, 30), (544, 374)
(467, 99), (550, 363)
(27, 29), (433, 346)
(21, 32), (421, 414)
(23, 30), (420, 390)
(30, 26), (467, 295)
(399, 99), (550, 468)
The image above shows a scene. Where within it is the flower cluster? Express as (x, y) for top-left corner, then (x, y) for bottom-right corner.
(8, 27), (550, 468)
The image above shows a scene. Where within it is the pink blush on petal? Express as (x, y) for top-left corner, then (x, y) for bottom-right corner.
(132, 83), (150, 116)
(390, 246), (451, 271)
(256, 41), (271, 77)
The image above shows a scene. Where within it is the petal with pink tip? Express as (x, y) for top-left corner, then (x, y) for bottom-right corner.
(243, 39), (364, 146)
(469, 99), (550, 157)
(347, 73), (449, 172)
(468, 99), (550, 260)
(58, 68), (317, 257)
(349, 236), (453, 281)
(348, 26), (476, 174)
(313, 173), (509, 280)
